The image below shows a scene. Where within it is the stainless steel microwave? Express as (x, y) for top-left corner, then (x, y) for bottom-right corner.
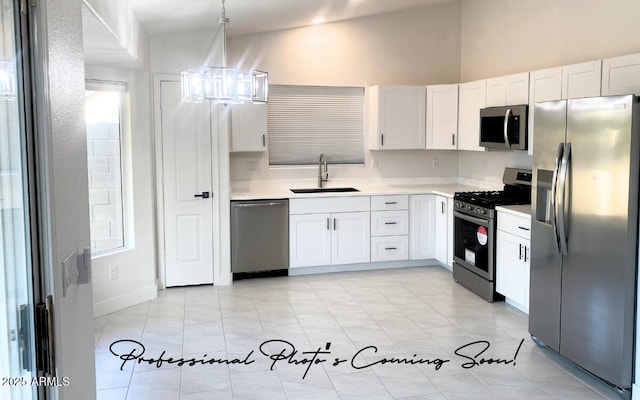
(479, 105), (528, 150)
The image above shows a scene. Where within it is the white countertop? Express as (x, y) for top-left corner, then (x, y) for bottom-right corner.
(496, 204), (532, 218)
(230, 183), (488, 200)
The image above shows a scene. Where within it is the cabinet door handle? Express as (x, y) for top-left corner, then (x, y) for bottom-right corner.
(518, 226), (530, 231)
(381, 133), (384, 146)
(262, 134), (266, 147)
(333, 218), (337, 230)
(385, 247), (397, 251)
(326, 218), (330, 231)
(441, 201), (445, 214)
(524, 246), (528, 262)
(384, 222), (398, 225)
(452, 134), (455, 146)
(385, 201), (397, 205)
(519, 243), (522, 260)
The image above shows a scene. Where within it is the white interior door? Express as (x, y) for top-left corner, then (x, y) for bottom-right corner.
(161, 81), (214, 287)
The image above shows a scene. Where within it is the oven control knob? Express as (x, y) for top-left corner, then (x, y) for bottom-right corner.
(476, 208), (481, 213)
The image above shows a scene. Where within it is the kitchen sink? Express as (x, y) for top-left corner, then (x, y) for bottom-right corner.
(290, 187), (360, 194)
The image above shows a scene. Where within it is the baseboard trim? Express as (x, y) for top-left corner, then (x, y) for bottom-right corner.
(93, 284), (158, 317)
(288, 259), (443, 276)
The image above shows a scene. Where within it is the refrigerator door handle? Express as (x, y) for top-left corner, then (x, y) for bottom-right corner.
(550, 142), (564, 253)
(503, 108), (512, 148)
(557, 142), (571, 256)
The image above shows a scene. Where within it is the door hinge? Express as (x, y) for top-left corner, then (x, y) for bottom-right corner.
(35, 295), (55, 377)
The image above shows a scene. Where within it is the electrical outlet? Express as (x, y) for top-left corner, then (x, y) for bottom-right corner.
(432, 158), (439, 168)
(108, 265), (118, 281)
(371, 159), (378, 170)
(247, 162), (258, 171)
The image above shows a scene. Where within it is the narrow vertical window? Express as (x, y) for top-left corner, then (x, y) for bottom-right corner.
(84, 82), (130, 254)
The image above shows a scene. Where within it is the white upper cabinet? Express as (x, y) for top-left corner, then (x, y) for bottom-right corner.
(486, 72), (530, 107)
(528, 67), (562, 155)
(230, 103), (268, 152)
(367, 85), (426, 150)
(602, 53), (640, 96)
(562, 60), (602, 99)
(528, 62), (602, 155)
(457, 79), (486, 152)
(529, 67), (563, 103)
(426, 84), (458, 150)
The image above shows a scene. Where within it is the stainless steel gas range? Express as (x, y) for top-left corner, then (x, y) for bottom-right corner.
(452, 168), (532, 302)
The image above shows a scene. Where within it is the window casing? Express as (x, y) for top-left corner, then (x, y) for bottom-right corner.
(85, 81), (133, 255)
(268, 85), (365, 166)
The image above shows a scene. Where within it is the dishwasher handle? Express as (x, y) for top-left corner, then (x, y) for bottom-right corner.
(232, 201), (287, 208)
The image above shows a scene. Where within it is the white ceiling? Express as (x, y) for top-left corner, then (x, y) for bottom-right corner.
(129, 0), (458, 36)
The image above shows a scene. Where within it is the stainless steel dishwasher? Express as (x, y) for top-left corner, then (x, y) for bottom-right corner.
(231, 199), (289, 274)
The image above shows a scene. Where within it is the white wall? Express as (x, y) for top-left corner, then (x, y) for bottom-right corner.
(228, 3), (462, 87)
(39, 0), (96, 398)
(458, 0), (640, 185)
(227, 3), (462, 184)
(460, 0), (640, 82)
(82, 0), (149, 68)
(85, 66), (158, 317)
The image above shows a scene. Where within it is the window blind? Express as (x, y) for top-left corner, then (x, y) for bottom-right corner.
(268, 85), (365, 165)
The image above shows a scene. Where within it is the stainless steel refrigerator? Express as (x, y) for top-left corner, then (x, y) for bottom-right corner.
(530, 95), (639, 394)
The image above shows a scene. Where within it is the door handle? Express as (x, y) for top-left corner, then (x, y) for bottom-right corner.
(557, 142), (571, 256)
(550, 142), (564, 254)
(194, 192), (210, 199)
(519, 243), (522, 260)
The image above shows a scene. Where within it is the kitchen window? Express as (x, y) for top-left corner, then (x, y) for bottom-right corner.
(84, 81), (133, 255)
(268, 85), (365, 165)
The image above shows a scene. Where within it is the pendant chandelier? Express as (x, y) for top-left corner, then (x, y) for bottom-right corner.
(181, 0), (268, 103)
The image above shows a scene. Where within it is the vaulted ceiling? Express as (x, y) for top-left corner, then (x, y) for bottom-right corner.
(129, 0), (458, 36)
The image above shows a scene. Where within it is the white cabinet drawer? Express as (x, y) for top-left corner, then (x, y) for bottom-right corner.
(371, 236), (409, 262)
(290, 196), (370, 214)
(497, 211), (531, 239)
(371, 210), (409, 236)
(371, 195), (409, 211)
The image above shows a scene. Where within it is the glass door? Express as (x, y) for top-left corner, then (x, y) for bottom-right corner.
(1, 0), (39, 398)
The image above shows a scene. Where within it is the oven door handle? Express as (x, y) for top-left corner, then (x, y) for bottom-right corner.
(550, 142), (564, 254)
(453, 211), (489, 227)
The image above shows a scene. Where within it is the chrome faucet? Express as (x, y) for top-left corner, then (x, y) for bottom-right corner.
(318, 153), (328, 188)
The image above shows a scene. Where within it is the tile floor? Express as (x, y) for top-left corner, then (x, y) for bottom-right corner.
(94, 266), (622, 400)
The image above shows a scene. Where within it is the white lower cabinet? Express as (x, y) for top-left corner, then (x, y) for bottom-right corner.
(290, 197), (370, 268)
(371, 236), (409, 262)
(289, 213), (332, 267)
(434, 195), (450, 267)
(371, 195), (409, 262)
(409, 195), (435, 260)
(496, 210), (531, 313)
(331, 212), (371, 265)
